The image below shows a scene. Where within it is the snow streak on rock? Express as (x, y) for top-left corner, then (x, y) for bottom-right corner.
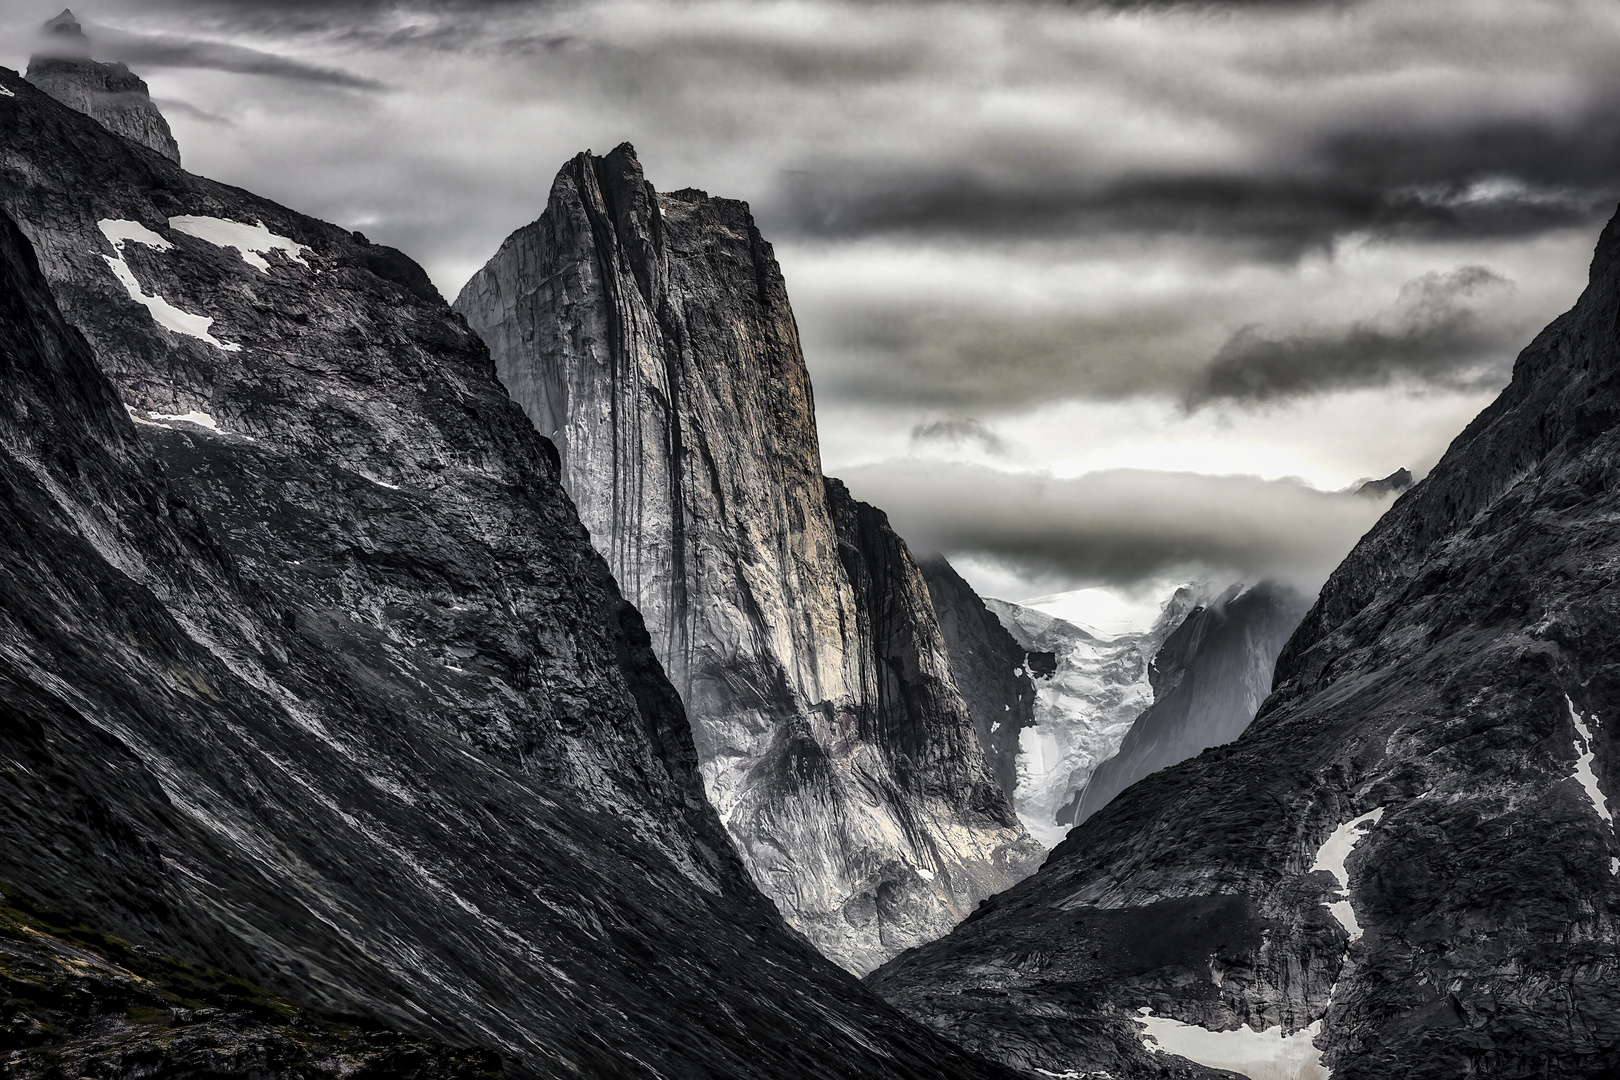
(169, 216), (310, 273)
(1310, 807), (1385, 941)
(97, 219), (239, 351)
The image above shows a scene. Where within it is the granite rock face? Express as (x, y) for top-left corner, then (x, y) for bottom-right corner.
(25, 11), (181, 164)
(919, 554), (1038, 802)
(454, 143), (1041, 974)
(0, 73), (1018, 1080)
(987, 591), (1201, 846)
(1069, 581), (1309, 826)
(868, 208), (1620, 1077)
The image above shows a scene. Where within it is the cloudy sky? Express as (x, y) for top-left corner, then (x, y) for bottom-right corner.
(5, 0), (1616, 615)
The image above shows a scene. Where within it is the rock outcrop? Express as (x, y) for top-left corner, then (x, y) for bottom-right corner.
(987, 589), (1202, 846)
(868, 208), (1620, 1077)
(0, 71), (1018, 1080)
(918, 554), (1038, 802)
(25, 10), (181, 164)
(1068, 580), (1309, 826)
(453, 143), (1041, 974)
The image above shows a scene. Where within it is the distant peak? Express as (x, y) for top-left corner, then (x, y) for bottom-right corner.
(45, 9), (83, 36)
(1356, 467), (1415, 498)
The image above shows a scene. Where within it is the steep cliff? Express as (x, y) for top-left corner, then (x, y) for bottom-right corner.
(868, 208), (1620, 1077)
(987, 590), (1202, 846)
(25, 11), (181, 164)
(0, 70), (1017, 1080)
(1069, 581), (1309, 826)
(918, 554), (1037, 802)
(454, 143), (1040, 974)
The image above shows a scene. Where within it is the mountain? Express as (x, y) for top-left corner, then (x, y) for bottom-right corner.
(1354, 467), (1414, 498)
(1069, 581), (1310, 826)
(452, 143), (1040, 974)
(0, 69), (1020, 1080)
(25, 11), (181, 164)
(867, 208), (1620, 1077)
(918, 553), (1038, 803)
(986, 588), (1202, 846)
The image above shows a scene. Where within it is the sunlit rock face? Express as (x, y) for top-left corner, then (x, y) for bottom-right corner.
(25, 10), (181, 164)
(1070, 580), (1310, 827)
(454, 143), (1041, 974)
(868, 207), (1620, 1078)
(0, 77), (1020, 1080)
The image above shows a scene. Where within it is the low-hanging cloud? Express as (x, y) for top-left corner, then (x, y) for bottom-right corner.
(909, 417), (1014, 457)
(93, 27), (387, 88)
(1187, 265), (1521, 406)
(836, 459), (1395, 592)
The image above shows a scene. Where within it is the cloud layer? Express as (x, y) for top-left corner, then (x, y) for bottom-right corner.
(838, 460), (1394, 591)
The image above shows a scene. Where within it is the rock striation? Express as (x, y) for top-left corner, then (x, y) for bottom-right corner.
(1069, 580), (1309, 826)
(454, 143), (1041, 974)
(868, 207), (1620, 1077)
(25, 10), (181, 164)
(0, 72), (1018, 1080)
(918, 554), (1038, 803)
(987, 589), (1202, 846)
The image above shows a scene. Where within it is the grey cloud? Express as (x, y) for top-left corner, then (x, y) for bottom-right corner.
(1188, 265), (1521, 406)
(838, 460), (1392, 592)
(910, 418), (1014, 457)
(93, 27), (386, 88)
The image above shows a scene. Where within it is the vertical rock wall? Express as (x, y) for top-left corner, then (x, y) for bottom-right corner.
(455, 144), (1040, 973)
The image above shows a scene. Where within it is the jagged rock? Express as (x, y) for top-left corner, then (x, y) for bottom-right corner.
(987, 589), (1202, 846)
(867, 208), (1620, 1077)
(918, 553), (1037, 802)
(0, 890), (499, 1080)
(25, 10), (181, 164)
(1068, 581), (1309, 826)
(1354, 467), (1413, 498)
(453, 143), (1041, 974)
(0, 74), (1017, 1080)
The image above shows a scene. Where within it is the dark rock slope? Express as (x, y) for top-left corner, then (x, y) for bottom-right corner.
(919, 554), (1038, 802)
(454, 144), (1040, 974)
(0, 71), (1016, 1080)
(25, 11), (181, 164)
(1068, 581), (1309, 827)
(869, 208), (1620, 1077)
(0, 889), (499, 1080)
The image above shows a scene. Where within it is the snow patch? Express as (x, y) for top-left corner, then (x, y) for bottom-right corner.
(97, 219), (240, 352)
(169, 215), (310, 273)
(1134, 1009), (1327, 1080)
(1310, 807), (1384, 941)
(917, 867), (935, 881)
(1567, 696), (1613, 825)
(0, 85), (13, 98)
(146, 410), (220, 432)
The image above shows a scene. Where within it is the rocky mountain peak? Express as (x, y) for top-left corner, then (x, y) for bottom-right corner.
(1354, 466), (1413, 497)
(455, 144), (1041, 974)
(25, 10), (180, 164)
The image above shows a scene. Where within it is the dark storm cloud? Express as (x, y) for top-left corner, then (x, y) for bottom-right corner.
(93, 27), (386, 88)
(838, 460), (1391, 589)
(1187, 265), (1520, 406)
(769, 132), (1617, 256)
(910, 417), (1013, 456)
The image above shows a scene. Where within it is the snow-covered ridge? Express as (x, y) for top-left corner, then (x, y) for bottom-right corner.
(170, 215), (309, 273)
(96, 219), (240, 352)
